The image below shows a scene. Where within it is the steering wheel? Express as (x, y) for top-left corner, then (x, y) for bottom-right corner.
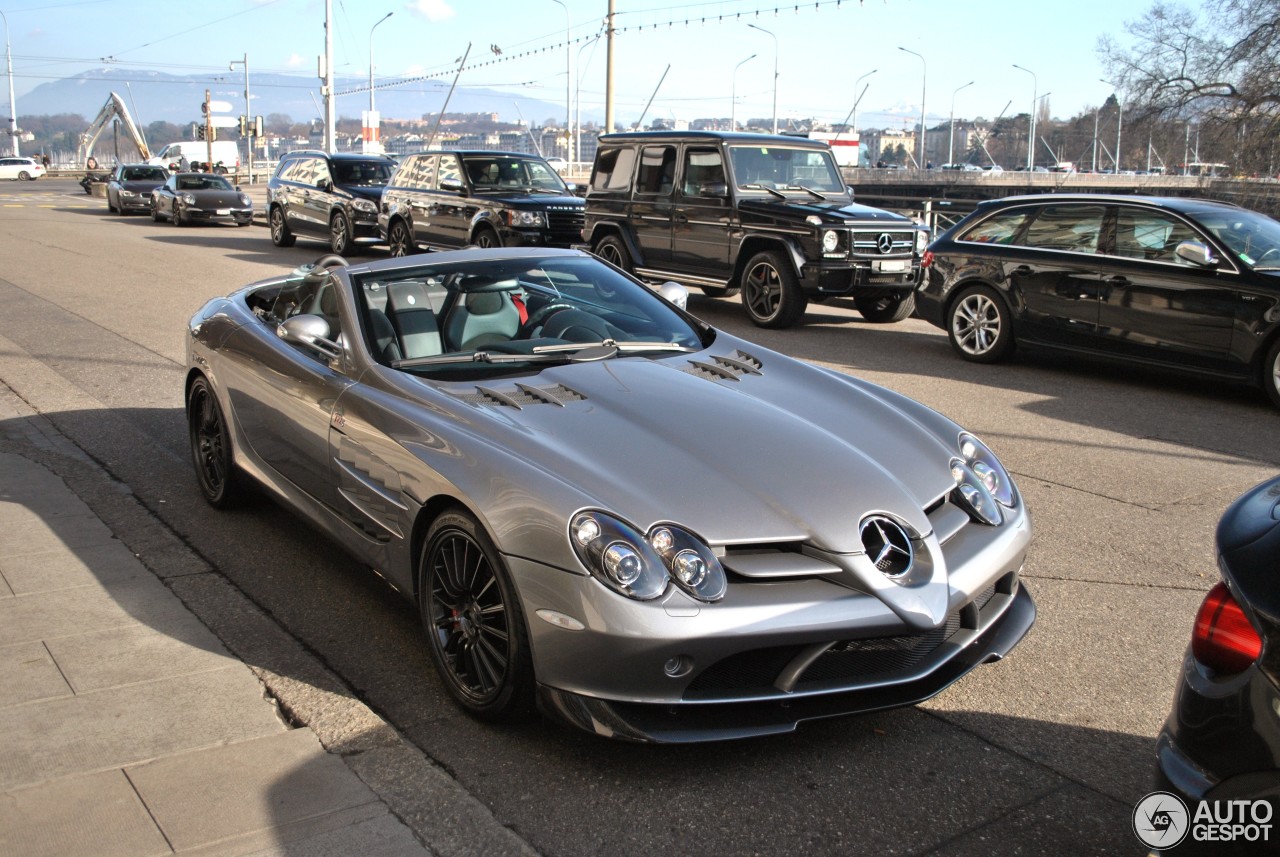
(541, 309), (610, 342)
(1255, 247), (1280, 264)
(518, 302), (575, 338)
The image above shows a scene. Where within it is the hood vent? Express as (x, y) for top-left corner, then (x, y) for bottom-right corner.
(684, 350), (763, 383)
(455, 382), (586, 410)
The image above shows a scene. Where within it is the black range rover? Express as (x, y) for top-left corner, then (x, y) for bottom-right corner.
(580, 131), (928, 328)
(267, 150), (397, 255)
(378, 150), (584, 256)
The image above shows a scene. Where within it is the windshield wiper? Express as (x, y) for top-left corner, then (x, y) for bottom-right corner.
(394, 344), (620, 369)
(532, 340), (697, 355)
(740, 183), (787, 200)
(785, 184), (827, 200)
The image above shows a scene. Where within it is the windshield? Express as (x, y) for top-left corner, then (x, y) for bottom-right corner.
(355, 255), (706, 379)
(333, 161), (394, 186)
(123, 167), (168, 182)
(727, 145), (845, 194)
(178, 175), (233, 191)
(1188, 206), (1280, 269)
(462, 156), (568, 192)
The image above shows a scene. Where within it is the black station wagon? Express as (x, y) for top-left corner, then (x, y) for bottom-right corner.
(917, 194), (1280, 408)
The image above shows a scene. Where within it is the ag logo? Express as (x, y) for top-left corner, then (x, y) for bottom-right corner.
(1133, 791), (1190, 849)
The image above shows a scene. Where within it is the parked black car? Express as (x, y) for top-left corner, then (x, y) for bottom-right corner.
(1151, 475), (1280, 855)
(150, 172), (252, 227)
(267, 150), (397, 254)
(579, 131), (928, 329)
(917, 194), (1280, 407)
(378, 150), (583, 256)
(106, 164), (171, 215)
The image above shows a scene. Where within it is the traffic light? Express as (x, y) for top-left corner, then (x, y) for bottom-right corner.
(253, 115), (264, 138)
(196, 125), (206, 141)
(238, 115), (248, 136)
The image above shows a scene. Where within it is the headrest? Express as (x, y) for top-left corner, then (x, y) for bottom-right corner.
(464, 291), (504, 315)
(386, 280), (435, 313)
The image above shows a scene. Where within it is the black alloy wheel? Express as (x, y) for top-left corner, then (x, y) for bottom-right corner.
(187, 377), (243, 509)
(330, 211), (352, 254)
(388, 220), (414, 257)
(740, 250), (807, 328)
(1264, 338), (1280, 409)
(173, 203), (186, 227)
(854, 291), (916, 323)
(472, 226), (501, 249)
(420, 511), (534, 721)
(151, 202), (162, 222)
(270, 206), (296, 247)
(593, 234), (633, 273)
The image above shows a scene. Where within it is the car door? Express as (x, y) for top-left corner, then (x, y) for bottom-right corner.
(1004, 203), (1107, 349)
(401, 154), (439, 248)
(1096, 205), (1239, 372)
(298, 157), (332, 237)
(671, 145), (733, 276)
(631, 145), (677, 269)
(426, 153), (472, 248)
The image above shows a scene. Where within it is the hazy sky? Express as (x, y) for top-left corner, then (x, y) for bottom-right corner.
(1, 0), (1158, 127)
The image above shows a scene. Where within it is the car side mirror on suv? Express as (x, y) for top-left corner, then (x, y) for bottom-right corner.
(317, 178), (332, 192)
(440, 177), (465, 193)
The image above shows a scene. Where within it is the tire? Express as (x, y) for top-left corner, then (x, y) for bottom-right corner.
(701, 285), (739, 299)
(947, 284), (1015, 363)
(151, 203), (162, 223)
(270, 206), (296, 247)
(107, 194), (116, 213)
(472, 225), (501, 249)
(593, 234), (633, 274)
(116, 198), (129, 217)
(739, 250), (808, 328)
(187, 376), (245, 509)
(173, 204), (186, 227)
(419, 510), (535, 722)
(855, 290), (916, 323)
(18, 171), (30, 181)
(388, 220), (415, 257)
(1263, 338), (1280, 409)
(329, 211), (352, 254)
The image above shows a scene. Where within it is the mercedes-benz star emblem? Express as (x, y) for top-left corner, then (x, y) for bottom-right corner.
(860, 516), (914, 577)
(877, 233), (895, 254)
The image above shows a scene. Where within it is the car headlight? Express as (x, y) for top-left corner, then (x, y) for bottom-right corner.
(181, 193), (196, 205)
(352, 198), (377, 213)
(570, 512), (726, 602)
(507, 210), (547, 228)
(821, 229), (840, 253)
(239, 194), (252, 207)
(120, 190), (136, 198)
(950, 432), (1017, 525)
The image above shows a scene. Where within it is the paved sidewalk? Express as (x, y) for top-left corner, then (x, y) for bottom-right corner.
(0, 450), (433, 857)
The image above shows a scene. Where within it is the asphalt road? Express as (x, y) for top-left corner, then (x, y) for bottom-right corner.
(3, 178), (1277, 856)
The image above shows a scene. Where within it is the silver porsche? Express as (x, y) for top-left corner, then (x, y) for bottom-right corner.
(185, 248), (1035, 742)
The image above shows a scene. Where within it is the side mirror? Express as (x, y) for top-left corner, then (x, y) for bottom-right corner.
(699, 182), (729, 198)
(317, 178), (332, 192)
(657, 281), (689, 310)
(277, 314), (342, 358)
(564, 182), (578, 193)
(440, 177), (464, 193)
(1174, 240), (1219, 268)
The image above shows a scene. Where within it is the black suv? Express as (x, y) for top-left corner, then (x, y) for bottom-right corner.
(580, 131), (928, 328)
(378, 150), (584, 256)
(267, 151), (397, 254)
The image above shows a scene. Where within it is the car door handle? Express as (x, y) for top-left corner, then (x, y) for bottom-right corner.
(1105, 275), (1130, 286)
(1009, 265), (1033, 276)
(673, 213), (689, 224)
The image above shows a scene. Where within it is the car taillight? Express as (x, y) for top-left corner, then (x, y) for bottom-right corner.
(1192, 581), (1262, 675)
(921, 250), (934, 268)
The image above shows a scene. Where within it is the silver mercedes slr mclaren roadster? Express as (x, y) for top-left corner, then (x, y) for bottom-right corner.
(184, 248), (1035, 742)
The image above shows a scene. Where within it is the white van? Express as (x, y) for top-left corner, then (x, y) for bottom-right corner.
(148, 141), (240, 173)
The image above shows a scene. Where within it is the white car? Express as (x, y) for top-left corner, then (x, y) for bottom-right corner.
(544, 156), (569, 173)
(0, 157), (45, 181)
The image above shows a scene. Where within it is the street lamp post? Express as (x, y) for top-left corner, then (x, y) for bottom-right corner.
(731, 54), (756, 131)
(835, 68), (876, 166)
(1100, 78), (1122, 172)
(229, 54), (251, 183)
(368, 12), (393, 114)
(898, 47), (926, 168)
(1012, 64), (1037, 170)
(550, 0), (571, 161)
(0, 10), (17, 157)
(366, 12), (393, 155)
(574, 34), (600, 165)
(948, 80), (974, 166)
(747, 23), (777, 134)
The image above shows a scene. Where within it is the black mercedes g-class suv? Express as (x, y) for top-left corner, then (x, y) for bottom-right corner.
(378, 150), (584, 255)
(580, 131), (927, 328)
(267, 150), (397, 255)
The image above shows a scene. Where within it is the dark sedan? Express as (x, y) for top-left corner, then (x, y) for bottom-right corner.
(106, 164), (170, 215)
(1150, 476), (1280, 854)
(151, 172), (252, 227)
(916, 194), (1280, 407)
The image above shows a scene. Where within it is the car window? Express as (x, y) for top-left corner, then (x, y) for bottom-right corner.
(438, 155), (462, 189)
(354, 256), (706, 378)
(1112, 208), (1200, 262)
(681, 148), (726, 196)
(1188, 206), (1280, 268)
(635, 146), (676, 196)
(124, 167), (167, 182)
(333, 161), (393, 186)
(958, 209), (1032, 245)
(591, 147), (636, 192)
(727, 145), (844, 193)
(1021, 205), (1104, 254)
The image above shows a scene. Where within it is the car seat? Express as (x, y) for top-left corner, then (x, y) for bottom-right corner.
(444, 289), (521, 351)
(366, 309), (402, 364)
(386, 281), (443, 359)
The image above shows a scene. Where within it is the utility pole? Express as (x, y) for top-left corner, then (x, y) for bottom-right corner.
(323, 0), (335, 153)
(604, 0), (615, 135)
(230, 54), (251, 183)
(1, 10), (18, 157)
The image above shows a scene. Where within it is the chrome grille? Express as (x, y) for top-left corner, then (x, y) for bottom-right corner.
(850, 230), (914, 257)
